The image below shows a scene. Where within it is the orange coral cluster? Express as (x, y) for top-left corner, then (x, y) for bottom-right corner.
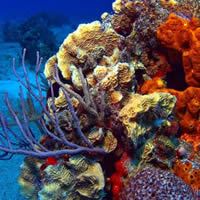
(140, 78), (200, 147)
(142, 13), (200, 152)
(181, 133), (200, 152)
(157, 13), (200, 87)
(161, 87), (200, 135)
(140, 77), (166, 94)
(173, 159), (200, 192)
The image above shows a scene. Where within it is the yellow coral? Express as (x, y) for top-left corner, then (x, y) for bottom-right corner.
(160, 0), (178, 7)
(56, 21), (121, 79)
(99, 62), (134, 90)
(76, 161), (105, 198)
(119, 93), (176, 137)
(112, 0), (127, 13)
(44, 55), (57, 81)
(112, 0), (122, 13)
(86, 72), (97, 87)
(70, 65), (82, 90)
(93, 65), (108, 80)
(99, 65), (118, 90)
(18, 157), (43, 200)
(100, 48), (120, 66)
(47, 87), (79, 110)
(118, 62), (134, 86)
(103, 131), (118, 153)
(108, 90), (123, 104)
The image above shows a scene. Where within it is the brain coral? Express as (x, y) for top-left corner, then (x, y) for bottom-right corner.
(120, 166), (195, 200)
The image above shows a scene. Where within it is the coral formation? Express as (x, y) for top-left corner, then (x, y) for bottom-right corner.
(173, 159), (200, 192)
(157, 13), (200, 87)
(119, 166), (195, 200)
(19, 156), (105, 200)
(46, 21), (121, 80)
(2, 13), (70, 64)
(119, 92), (176, 142)
(18, 157), (43, 200)
(140, 79), (200, 151)
(140, 135), (177, 169)
(173, 141), (200, 192)
(0, 0), (200, 199)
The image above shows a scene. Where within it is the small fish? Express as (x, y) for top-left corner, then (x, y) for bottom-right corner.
(153, 118), (167, 127)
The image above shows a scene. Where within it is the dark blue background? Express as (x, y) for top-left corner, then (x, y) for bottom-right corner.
(0, 0), (114, 25)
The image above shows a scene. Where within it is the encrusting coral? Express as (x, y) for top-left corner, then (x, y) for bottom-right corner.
(46, 21), (122, 80)
(173, 141), (200, 192)
(119, 92), (176, 142)
(140, 79), (200, 150)
(0, 0), (200, 199)
(18, 157), (44, 200)
(38, 156), (105, 200)
(119, 166), (195, 200)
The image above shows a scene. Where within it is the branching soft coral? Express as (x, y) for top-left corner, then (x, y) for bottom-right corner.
(0, 49), (106, 159)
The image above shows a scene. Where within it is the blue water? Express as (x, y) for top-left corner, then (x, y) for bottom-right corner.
(0, 1), (114, 199)
(0, 0), (114, 25)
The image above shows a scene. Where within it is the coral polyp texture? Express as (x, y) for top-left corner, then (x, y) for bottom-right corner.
(157, 13), (200, 87)
(119, 166), (195, 200)
(0, 0), (200, 199)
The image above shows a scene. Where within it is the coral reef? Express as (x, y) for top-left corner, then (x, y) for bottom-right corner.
(157, 13), (200, 87)
(46, 21), (121, 80)
(119, 166), (195, 200)
(18, 157), (43, 200)
(174, 158), (200, 192)
(19, 156), (105, 200)
(39, 156), (105, 200)
(140, 79), (200, 150)
(140, 135), (177, 169)
(173, 141), (200, 192)
(0, 0), (200, 199)
(119, 92), (176, 141)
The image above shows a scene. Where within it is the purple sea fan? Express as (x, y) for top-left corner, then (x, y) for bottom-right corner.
(120, 166), (196, 200)
(0, 49), (106, 159)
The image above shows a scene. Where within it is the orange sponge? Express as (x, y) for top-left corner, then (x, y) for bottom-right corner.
(173, 159), (200, 192)
(157, 13), (200, 87)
